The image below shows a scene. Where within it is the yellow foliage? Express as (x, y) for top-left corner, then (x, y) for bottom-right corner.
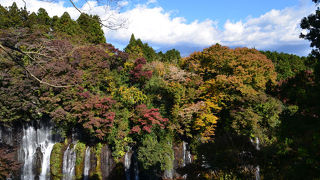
(116, 86), (147, 106)
(194, 97), (221, 142)
(104, 75), (117, 94)
(123, 61), (134, 72)
(145, 61), (165, 77)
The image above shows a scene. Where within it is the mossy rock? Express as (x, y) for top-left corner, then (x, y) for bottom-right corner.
(75, 142), (86, 179)
(50, 143), (64, 180)
(90, 143), (103, 180)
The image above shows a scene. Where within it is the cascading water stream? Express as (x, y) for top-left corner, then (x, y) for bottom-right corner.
(20, 122), (56, 180)
(83, 146), (91, 180)
(182, 141), (192, 166)
(125, 151), (131, 180)
(182, 141), (192, 179)
(62, 143), (77, 180)
(133, 153), (139, 180)
(255, 137), (261, 180)
(39, 143), (55, 180)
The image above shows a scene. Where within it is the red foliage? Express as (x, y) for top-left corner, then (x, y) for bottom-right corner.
(131, 104), (168, 134)
(0, 144), (20, 179)
(130, 58), (152, 83)
(74, 88), (116, 139)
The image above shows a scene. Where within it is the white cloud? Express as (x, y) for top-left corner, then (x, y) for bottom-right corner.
(146, 0), (157, 5)
(118, 0), (129, 7)
(0, 0), (79, 18)
(105, 5), (220, 46)
(0, 0), (316, 55)
(221, 6), (314, 50)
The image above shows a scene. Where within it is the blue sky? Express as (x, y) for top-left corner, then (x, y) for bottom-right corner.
(153, 0), (304, 23)
(0, 0), (316, 56)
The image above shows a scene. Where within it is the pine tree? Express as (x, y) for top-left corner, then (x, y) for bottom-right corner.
(77, 13), (106, 44)
(56, 12), (82, 36)
(37, 8), (51, 26)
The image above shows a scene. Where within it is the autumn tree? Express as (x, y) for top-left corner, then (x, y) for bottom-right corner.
(0, 144), (20, 179)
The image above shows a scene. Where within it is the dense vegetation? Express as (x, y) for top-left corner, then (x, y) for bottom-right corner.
(0, 1), (320, 179)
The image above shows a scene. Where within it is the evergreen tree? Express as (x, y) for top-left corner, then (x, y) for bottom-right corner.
(55, 12), (82, 36)
(0, 4), (9, 28)
(124, 34), (158, 61)
(37, 8), (51, 26)
(124, 34), (144, 60)
(25, 12), (37, 28)
(7, 2), (24, 27)
(161, 49), (181, 64)
(77, 13), (106, 44)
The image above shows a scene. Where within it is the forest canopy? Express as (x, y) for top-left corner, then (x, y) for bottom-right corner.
(0, 2), (320, 179)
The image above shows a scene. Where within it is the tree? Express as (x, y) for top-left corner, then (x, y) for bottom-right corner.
(300, 0), (320, 78)
(0, 144), (20, 179)
(124, 34), (158, 62)
(77, 13), (106, 44)
(0, 5), (9, 28)
(261, 51), (308, 80)
(55, 12), (83, 36)
(37, 8), (51, 26)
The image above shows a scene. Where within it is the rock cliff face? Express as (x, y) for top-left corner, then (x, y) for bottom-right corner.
(0, 121), (193, 180)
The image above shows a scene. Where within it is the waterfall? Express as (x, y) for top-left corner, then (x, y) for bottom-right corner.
(62, 143), (77, 180)
(83, 146), (91, 180)
(20, 122), (56, 180)
(39, 143), (55, 180)
(182, 141), (192, 179)
(133, 153), (139, 180)
(255, 137), (261, 180)
(124, 151), (131, 180)
(182, 141), (192, 166)
(164, 168), (173, 180)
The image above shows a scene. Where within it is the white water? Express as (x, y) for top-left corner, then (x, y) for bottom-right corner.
(39, 142), (55, 180)
(125, 151), (131, 180)
(83, 146), (91, 180)
(182, 141), (192, 166)
(255, 137), (261, 180)
(182, 141), (192, 179)
(164, 168), (173, 179)
(62, 143), (77, 180)
(20, 123), (55, 180)
(133, 153), (139, 180)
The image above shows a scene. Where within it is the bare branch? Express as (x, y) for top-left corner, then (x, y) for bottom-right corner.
(67, 0), (127, 30)
(0, 44), (74, 88)
(39, 0), (127, 30)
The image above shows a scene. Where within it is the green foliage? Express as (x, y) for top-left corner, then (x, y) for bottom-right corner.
(108, 108), (132, 161)
(230, 94), (283, 144)
(137, 133), (174, 171)
(37, 8), (51, 26)
(262, 50), (308, 80)
(77, 13), (106, 44)
(50, 143), (64, 180)
(55, 12), (83, 36)
(159, 49), (181, 64)
(124, 34), (159, 62)
(124, 34), (182, 64)
(3, 4), (320, 179)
